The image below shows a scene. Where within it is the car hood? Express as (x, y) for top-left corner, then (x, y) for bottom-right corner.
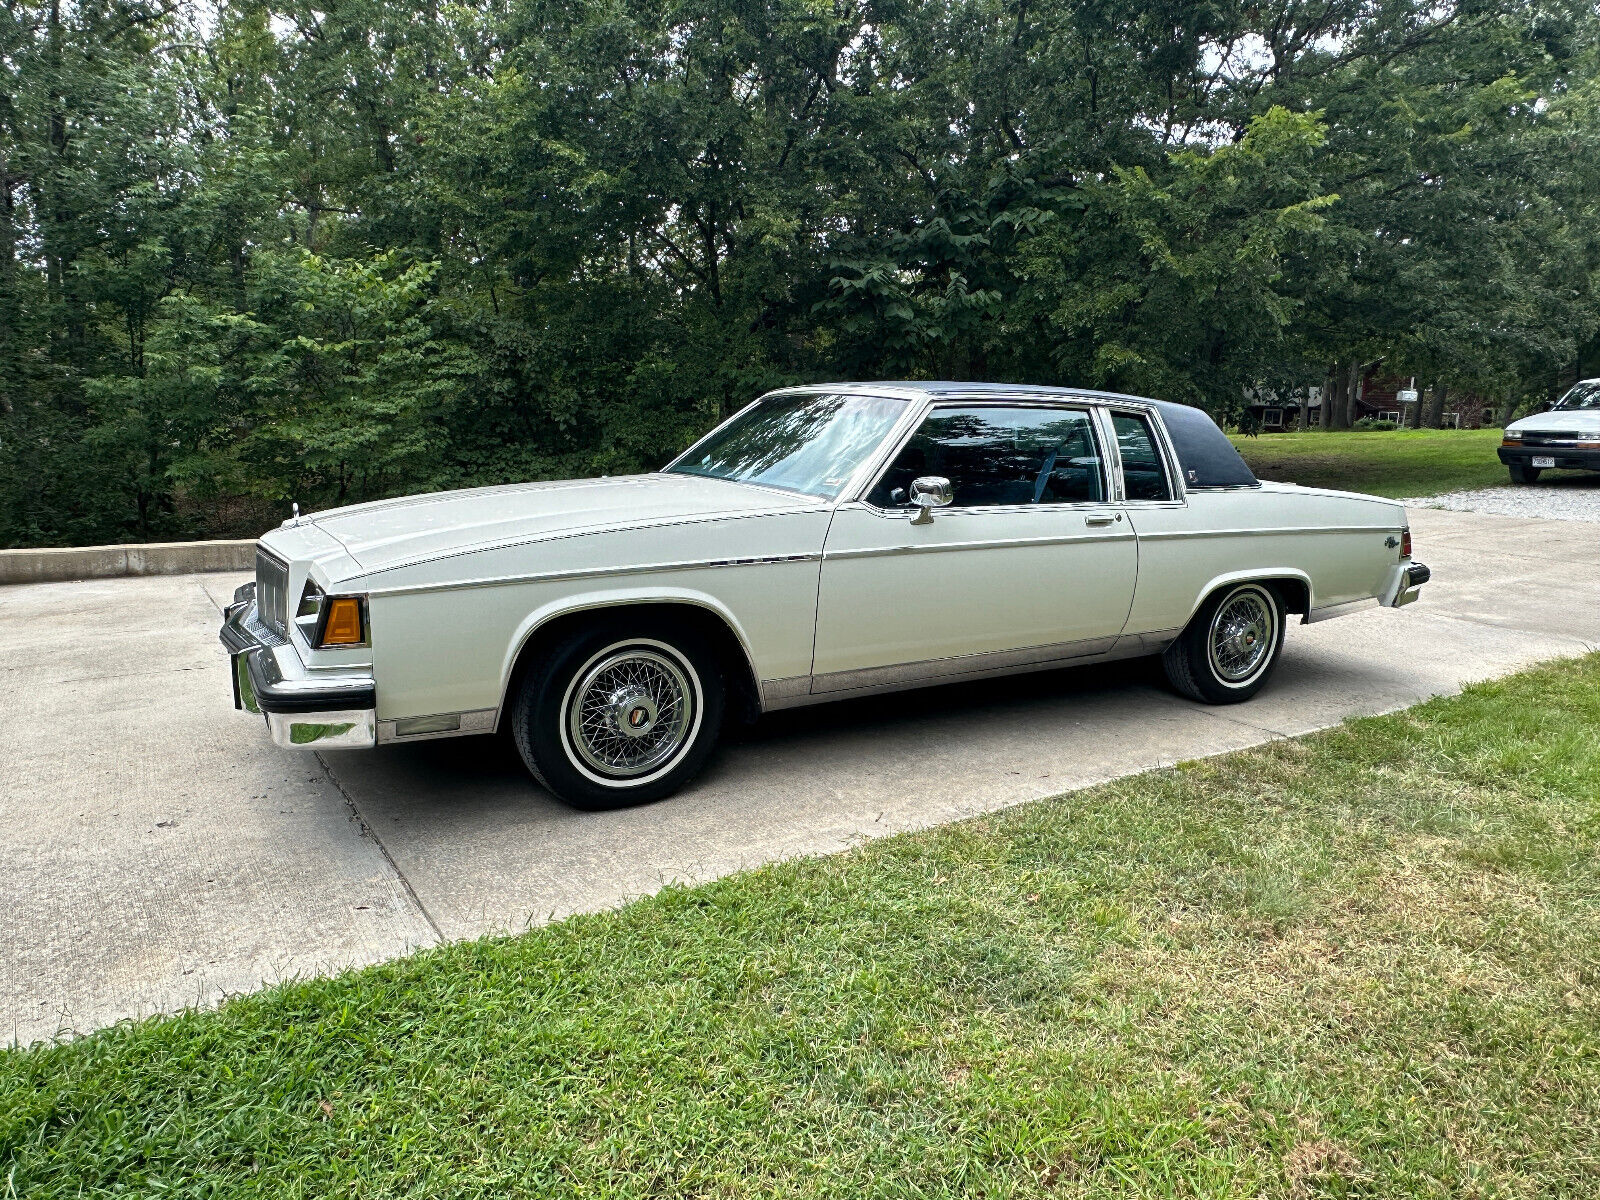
(294, 473), (818, 577)
(1507, 410), (1600, 436)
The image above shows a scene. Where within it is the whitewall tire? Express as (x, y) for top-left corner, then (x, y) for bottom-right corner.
(1162, 582), (1285, 704)
(511, 620), (725, 808)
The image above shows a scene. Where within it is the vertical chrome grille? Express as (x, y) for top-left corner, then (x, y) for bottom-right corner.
(255, 549), (289, 636)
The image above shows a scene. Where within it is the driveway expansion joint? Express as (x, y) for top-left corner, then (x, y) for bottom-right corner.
(314, 751), (445, 944)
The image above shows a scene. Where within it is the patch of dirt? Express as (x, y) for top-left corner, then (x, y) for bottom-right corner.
(1285, 1137), (1362, 1197)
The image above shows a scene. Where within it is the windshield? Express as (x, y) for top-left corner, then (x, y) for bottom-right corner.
(1555, 380), (1600, 411)
(667, 392), (909, 498)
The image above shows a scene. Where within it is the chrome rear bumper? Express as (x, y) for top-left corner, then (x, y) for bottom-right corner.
(220, 583), (377, 749)
(1385, 560), (1430, 609)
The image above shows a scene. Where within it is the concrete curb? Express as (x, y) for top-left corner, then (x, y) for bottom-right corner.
(0, 539), (256, 585)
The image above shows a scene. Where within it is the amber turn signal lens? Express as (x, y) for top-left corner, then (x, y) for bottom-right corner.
(319, 597), (365, 646)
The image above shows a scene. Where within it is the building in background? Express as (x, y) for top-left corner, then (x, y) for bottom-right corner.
(1243, 374), (1501, 431)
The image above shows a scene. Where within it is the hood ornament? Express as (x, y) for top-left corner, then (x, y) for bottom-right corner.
(290, 502), (301, 526)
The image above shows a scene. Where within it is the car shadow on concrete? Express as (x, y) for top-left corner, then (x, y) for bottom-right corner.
(353, 654), (1170, 801)
(331, 643), (1393, 820)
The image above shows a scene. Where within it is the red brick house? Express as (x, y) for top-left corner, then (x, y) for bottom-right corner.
(1245, 372), (1501, 430)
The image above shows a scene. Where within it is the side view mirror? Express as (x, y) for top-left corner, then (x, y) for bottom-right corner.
(908, 475), (953, 524)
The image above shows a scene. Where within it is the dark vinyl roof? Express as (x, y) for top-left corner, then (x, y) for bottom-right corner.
(1143, 399), (1259, 489)
(790, 381), (1261, 489)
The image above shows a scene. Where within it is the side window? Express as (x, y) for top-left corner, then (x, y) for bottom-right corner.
(1111, 413), (1172, 501)
(867, 406), (1105, 509)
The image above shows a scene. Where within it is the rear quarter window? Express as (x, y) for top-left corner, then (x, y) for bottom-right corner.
(1111, 413), (1172, 501)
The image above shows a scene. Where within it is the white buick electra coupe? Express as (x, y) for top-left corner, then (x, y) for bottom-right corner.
(222, 383), (1430, 807)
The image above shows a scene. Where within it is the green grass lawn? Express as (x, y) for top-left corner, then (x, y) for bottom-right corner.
(6, 657), (1600, 1198)
(1230, 427), (1509, 497)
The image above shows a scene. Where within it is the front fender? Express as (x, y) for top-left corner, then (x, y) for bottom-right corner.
(497, 585), (763, 707)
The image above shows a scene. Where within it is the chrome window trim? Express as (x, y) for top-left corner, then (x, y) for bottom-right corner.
(849, 397), (1118, 515)
(661, 386), (1208, 518)
(1090, 406), (1127, 502)
(1098, 403), (1186, 507)
(759, 382), (939, 404)
(837, 501), (1129, 523)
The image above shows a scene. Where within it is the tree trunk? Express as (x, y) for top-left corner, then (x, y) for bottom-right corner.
(0, 150), (15, 417)
(1498, 395), (1517, 426)
(1421, 382), (1446, 429)
(1344, 359), (1363, 427)
(1324, 362), (1347, 430)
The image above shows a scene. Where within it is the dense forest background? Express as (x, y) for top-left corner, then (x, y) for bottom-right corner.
(3, 0), (1598, 546)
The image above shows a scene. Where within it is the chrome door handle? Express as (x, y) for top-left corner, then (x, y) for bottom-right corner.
(1084, 512), (1122, 527)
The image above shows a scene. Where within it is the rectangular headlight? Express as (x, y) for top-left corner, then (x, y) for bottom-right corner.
(294, 580), (325, 641)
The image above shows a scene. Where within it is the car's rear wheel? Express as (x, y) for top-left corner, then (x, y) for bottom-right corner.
(511, 619), (725, 809)
(1162, 582), (1285, 704)
(1508, 464), (1542, 485)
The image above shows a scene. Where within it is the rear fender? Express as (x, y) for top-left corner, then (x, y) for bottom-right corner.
(1182, 569), (1314, 628)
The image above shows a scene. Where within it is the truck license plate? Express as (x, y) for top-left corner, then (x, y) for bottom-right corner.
(1532, 455), (1555, 468)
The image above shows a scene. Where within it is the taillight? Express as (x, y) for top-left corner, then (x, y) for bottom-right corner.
(1401, 529), (1412, 559)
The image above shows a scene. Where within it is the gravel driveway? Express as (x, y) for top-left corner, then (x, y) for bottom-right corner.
(1403, 473), (1600, 523)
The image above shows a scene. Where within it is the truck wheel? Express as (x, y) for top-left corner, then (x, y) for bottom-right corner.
(1162, 582), (1285, 704)
(511, 619), (725, 809)
(1508, 464), (1542, 485)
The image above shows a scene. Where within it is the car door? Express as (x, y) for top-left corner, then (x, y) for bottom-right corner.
(811, 402), (1138, 693)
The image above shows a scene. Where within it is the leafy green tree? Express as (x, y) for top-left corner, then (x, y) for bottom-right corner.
(2, 0), (1598, 545)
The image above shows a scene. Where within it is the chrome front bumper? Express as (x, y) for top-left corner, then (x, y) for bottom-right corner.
(220, 583), (377, 750)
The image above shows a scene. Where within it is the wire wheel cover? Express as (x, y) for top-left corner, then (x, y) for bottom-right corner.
(567, 647), (696, 778)
(1208, 589), (1276, 684)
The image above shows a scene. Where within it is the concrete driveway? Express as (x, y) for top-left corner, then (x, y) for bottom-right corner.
(3, 507), (1597, 1046)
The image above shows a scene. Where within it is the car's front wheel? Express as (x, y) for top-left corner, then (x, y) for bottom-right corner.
(1508, 464), (1542, 485)
(1162, 582), (1285, 704)
(511, 619), (725, 809)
